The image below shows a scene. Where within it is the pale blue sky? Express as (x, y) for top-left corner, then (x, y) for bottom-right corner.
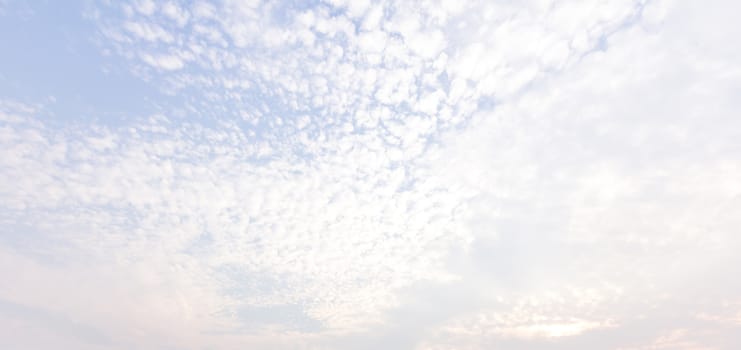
(1, 1), (741, 349)
(0, 1), (167, 123)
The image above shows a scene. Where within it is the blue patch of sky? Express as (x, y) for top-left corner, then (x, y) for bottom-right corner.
(0, 0), (168, 125)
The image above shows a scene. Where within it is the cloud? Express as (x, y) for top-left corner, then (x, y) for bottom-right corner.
(1, 0), (741, 349)
(0, 95), (469, 347)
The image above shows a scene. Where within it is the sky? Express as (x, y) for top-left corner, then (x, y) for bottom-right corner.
(1, 0), (740, 349)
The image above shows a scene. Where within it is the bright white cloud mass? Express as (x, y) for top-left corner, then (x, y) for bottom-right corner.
(1, 0), (740, 349)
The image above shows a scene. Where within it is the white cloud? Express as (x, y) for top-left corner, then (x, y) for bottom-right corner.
(0, 98), (470, 347)
(2, 0), (741, 349)
(140, 53), (184, 70)
(133, 0), (156, 16)
(123, 21), (174, 43)
(161, 2), (189, 27)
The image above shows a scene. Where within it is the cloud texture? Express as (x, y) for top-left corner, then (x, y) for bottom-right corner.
(1, 0), (740, 349)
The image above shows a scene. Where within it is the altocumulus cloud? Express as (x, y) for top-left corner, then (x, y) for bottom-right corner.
(1, 0), (741, 349)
